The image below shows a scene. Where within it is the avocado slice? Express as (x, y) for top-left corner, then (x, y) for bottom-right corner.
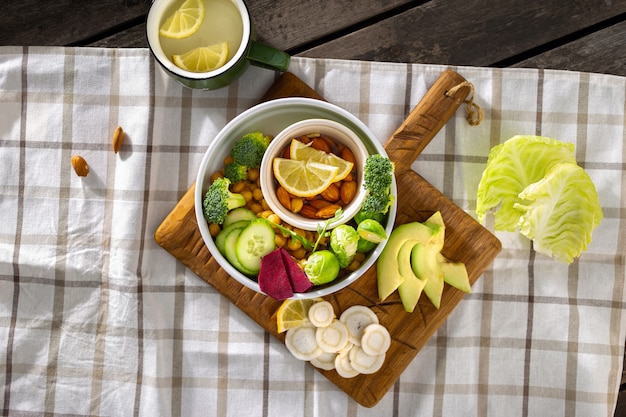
(410, 242), (444, 309)
(396, 240), (426, 312)
(377, 222), (438, 302)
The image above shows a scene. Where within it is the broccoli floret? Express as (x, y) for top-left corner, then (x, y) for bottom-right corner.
(230, 131), (271, 168)
(363, 154), (394, 196)
(360, 193), (393, 215)
(202, 177), (247, 225)
(224, 162), (248, 183)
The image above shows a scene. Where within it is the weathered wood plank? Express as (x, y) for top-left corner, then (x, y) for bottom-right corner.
(511, 20), (626, 77)
(0, 0), (149, 46)
(298, 0), (626, 75)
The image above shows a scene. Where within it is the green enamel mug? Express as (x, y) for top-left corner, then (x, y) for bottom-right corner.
(146, 0), (290, 90)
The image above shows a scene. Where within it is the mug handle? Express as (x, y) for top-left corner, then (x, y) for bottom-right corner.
(247, 41), (291, 72)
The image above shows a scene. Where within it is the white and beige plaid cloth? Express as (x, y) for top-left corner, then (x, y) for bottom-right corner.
(1, 46), (625, 416)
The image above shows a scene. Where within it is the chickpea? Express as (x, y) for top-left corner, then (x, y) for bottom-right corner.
(247, 167), (260, 182)
(347, 260), (361, 272)
(252, 188), (264, 201)
(248, 202), (263, 214)
(267, 214), (281, 225)
(275, 234), (287, 247)
(231, 181), (246, 193)
(291, 247), (307, 260)
(208, 223), (221, 237)
(354, 252), (366, 263)
(224, 155), (234, 165)
(241, 189), (253, 202)
(209, 171), (224, 183)
(287, 237), (302, 251)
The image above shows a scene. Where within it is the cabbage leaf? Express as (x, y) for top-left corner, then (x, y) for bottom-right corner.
(476, 135), (577, 231)
(514, 162), (603, 264)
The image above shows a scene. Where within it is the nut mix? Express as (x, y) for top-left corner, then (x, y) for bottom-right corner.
(276, 134), (358, 219)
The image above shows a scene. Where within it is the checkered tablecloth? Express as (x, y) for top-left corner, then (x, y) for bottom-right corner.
(1, 46), (624, 417)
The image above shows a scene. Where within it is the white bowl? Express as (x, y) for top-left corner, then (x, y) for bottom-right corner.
(195, 97), (397, 299)
(259, 118), (369, 231)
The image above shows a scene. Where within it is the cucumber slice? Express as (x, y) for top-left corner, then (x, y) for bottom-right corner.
(235, 219), (276, 274)
(223, 207), (257, 228)
(215, 220), (249, 255)
(222, 227), (256, 276)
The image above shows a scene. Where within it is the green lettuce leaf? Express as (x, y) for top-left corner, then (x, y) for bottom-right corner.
(514, 162), (603, 264)
(476, 135), (577, 231)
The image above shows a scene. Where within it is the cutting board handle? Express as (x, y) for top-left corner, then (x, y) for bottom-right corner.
(384, 70), (472, 173)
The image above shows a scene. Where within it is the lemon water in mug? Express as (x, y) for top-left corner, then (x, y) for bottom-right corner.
(159, 0), (243, 68)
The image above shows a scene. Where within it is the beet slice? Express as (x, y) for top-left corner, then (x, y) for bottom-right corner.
(279, 248), (313, 293)
(258, 249), (293, 300)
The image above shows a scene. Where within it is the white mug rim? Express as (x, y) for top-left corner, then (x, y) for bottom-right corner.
(146, 0), (251, 80)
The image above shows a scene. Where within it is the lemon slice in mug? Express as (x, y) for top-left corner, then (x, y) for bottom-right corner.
(290, 139), (354, 181)
(160, 0), (206, 39)
(273, 158), (339, 198)
(172, 42), (229, 72)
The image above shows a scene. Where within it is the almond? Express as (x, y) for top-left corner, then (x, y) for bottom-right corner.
(320, 183), (340, 202)
(111, 126), (124, 153)
(315, 204), (342, 219)
(340, 181), (357, 204)
(308, 198), (332, 209)
(71, 155), (89, 177)
(298, 204), (319, 219)
(310, 137), (331, 153)
(276, 186), (292, 211)
(340, 147), (356, 164)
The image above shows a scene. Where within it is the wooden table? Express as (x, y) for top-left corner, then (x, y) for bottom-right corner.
(2, 0), (625, 77)
(2, 0), (625, 415)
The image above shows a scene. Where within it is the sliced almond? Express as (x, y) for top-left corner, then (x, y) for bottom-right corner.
(71, 155), (89, 177)
(111, 126), (124, 153)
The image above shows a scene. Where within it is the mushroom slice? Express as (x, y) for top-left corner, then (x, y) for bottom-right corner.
(349, 345), (385, 375)
(339, 305), (379, 346)
(335, 351), (360, 378)
(308, 301), (335, 328)
(360, 323), (391, 356)
(310, 351), (337, 371)
(315, 319), (349, 353)
(285, 325), (322, 361)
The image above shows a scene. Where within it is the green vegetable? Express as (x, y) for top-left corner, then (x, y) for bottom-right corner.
(235, 219), (276, 275)
(476, 135), (577, 231)
(363, 154), (394, 196)
(359, 154), (395, 217)
(514, 162), (603, 264)
(202, 177), (247, 225)
(361, 194), (393, 215)
(354, 210), (384, 224)
(224, 162), (248, 183)
(357, 238), (377, 253)
(357, 219), (387, 243)
(476, 135), (603, 263)
(230, 131), (271, 168)
(330, 224), (359, 268)
(304, 250), (340, 285)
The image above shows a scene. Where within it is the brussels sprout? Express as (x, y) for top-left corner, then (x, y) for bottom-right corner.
(357, 238), (377, 253)
(304, 250), (340, 285)
(357, 219), (387, 243)
(330, 224), (359, 268)
(354, 210), (384, 225)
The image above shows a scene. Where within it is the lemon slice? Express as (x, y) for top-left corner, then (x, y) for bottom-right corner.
(290, 139), (354, 182)
(276, 298), (321, 333)
(172, 42), (229, 72)
(273, 158), (339, 198)
(160, 0), (206, 39)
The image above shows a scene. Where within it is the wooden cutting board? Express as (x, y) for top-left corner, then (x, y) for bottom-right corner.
(154, 71), (501, 408)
